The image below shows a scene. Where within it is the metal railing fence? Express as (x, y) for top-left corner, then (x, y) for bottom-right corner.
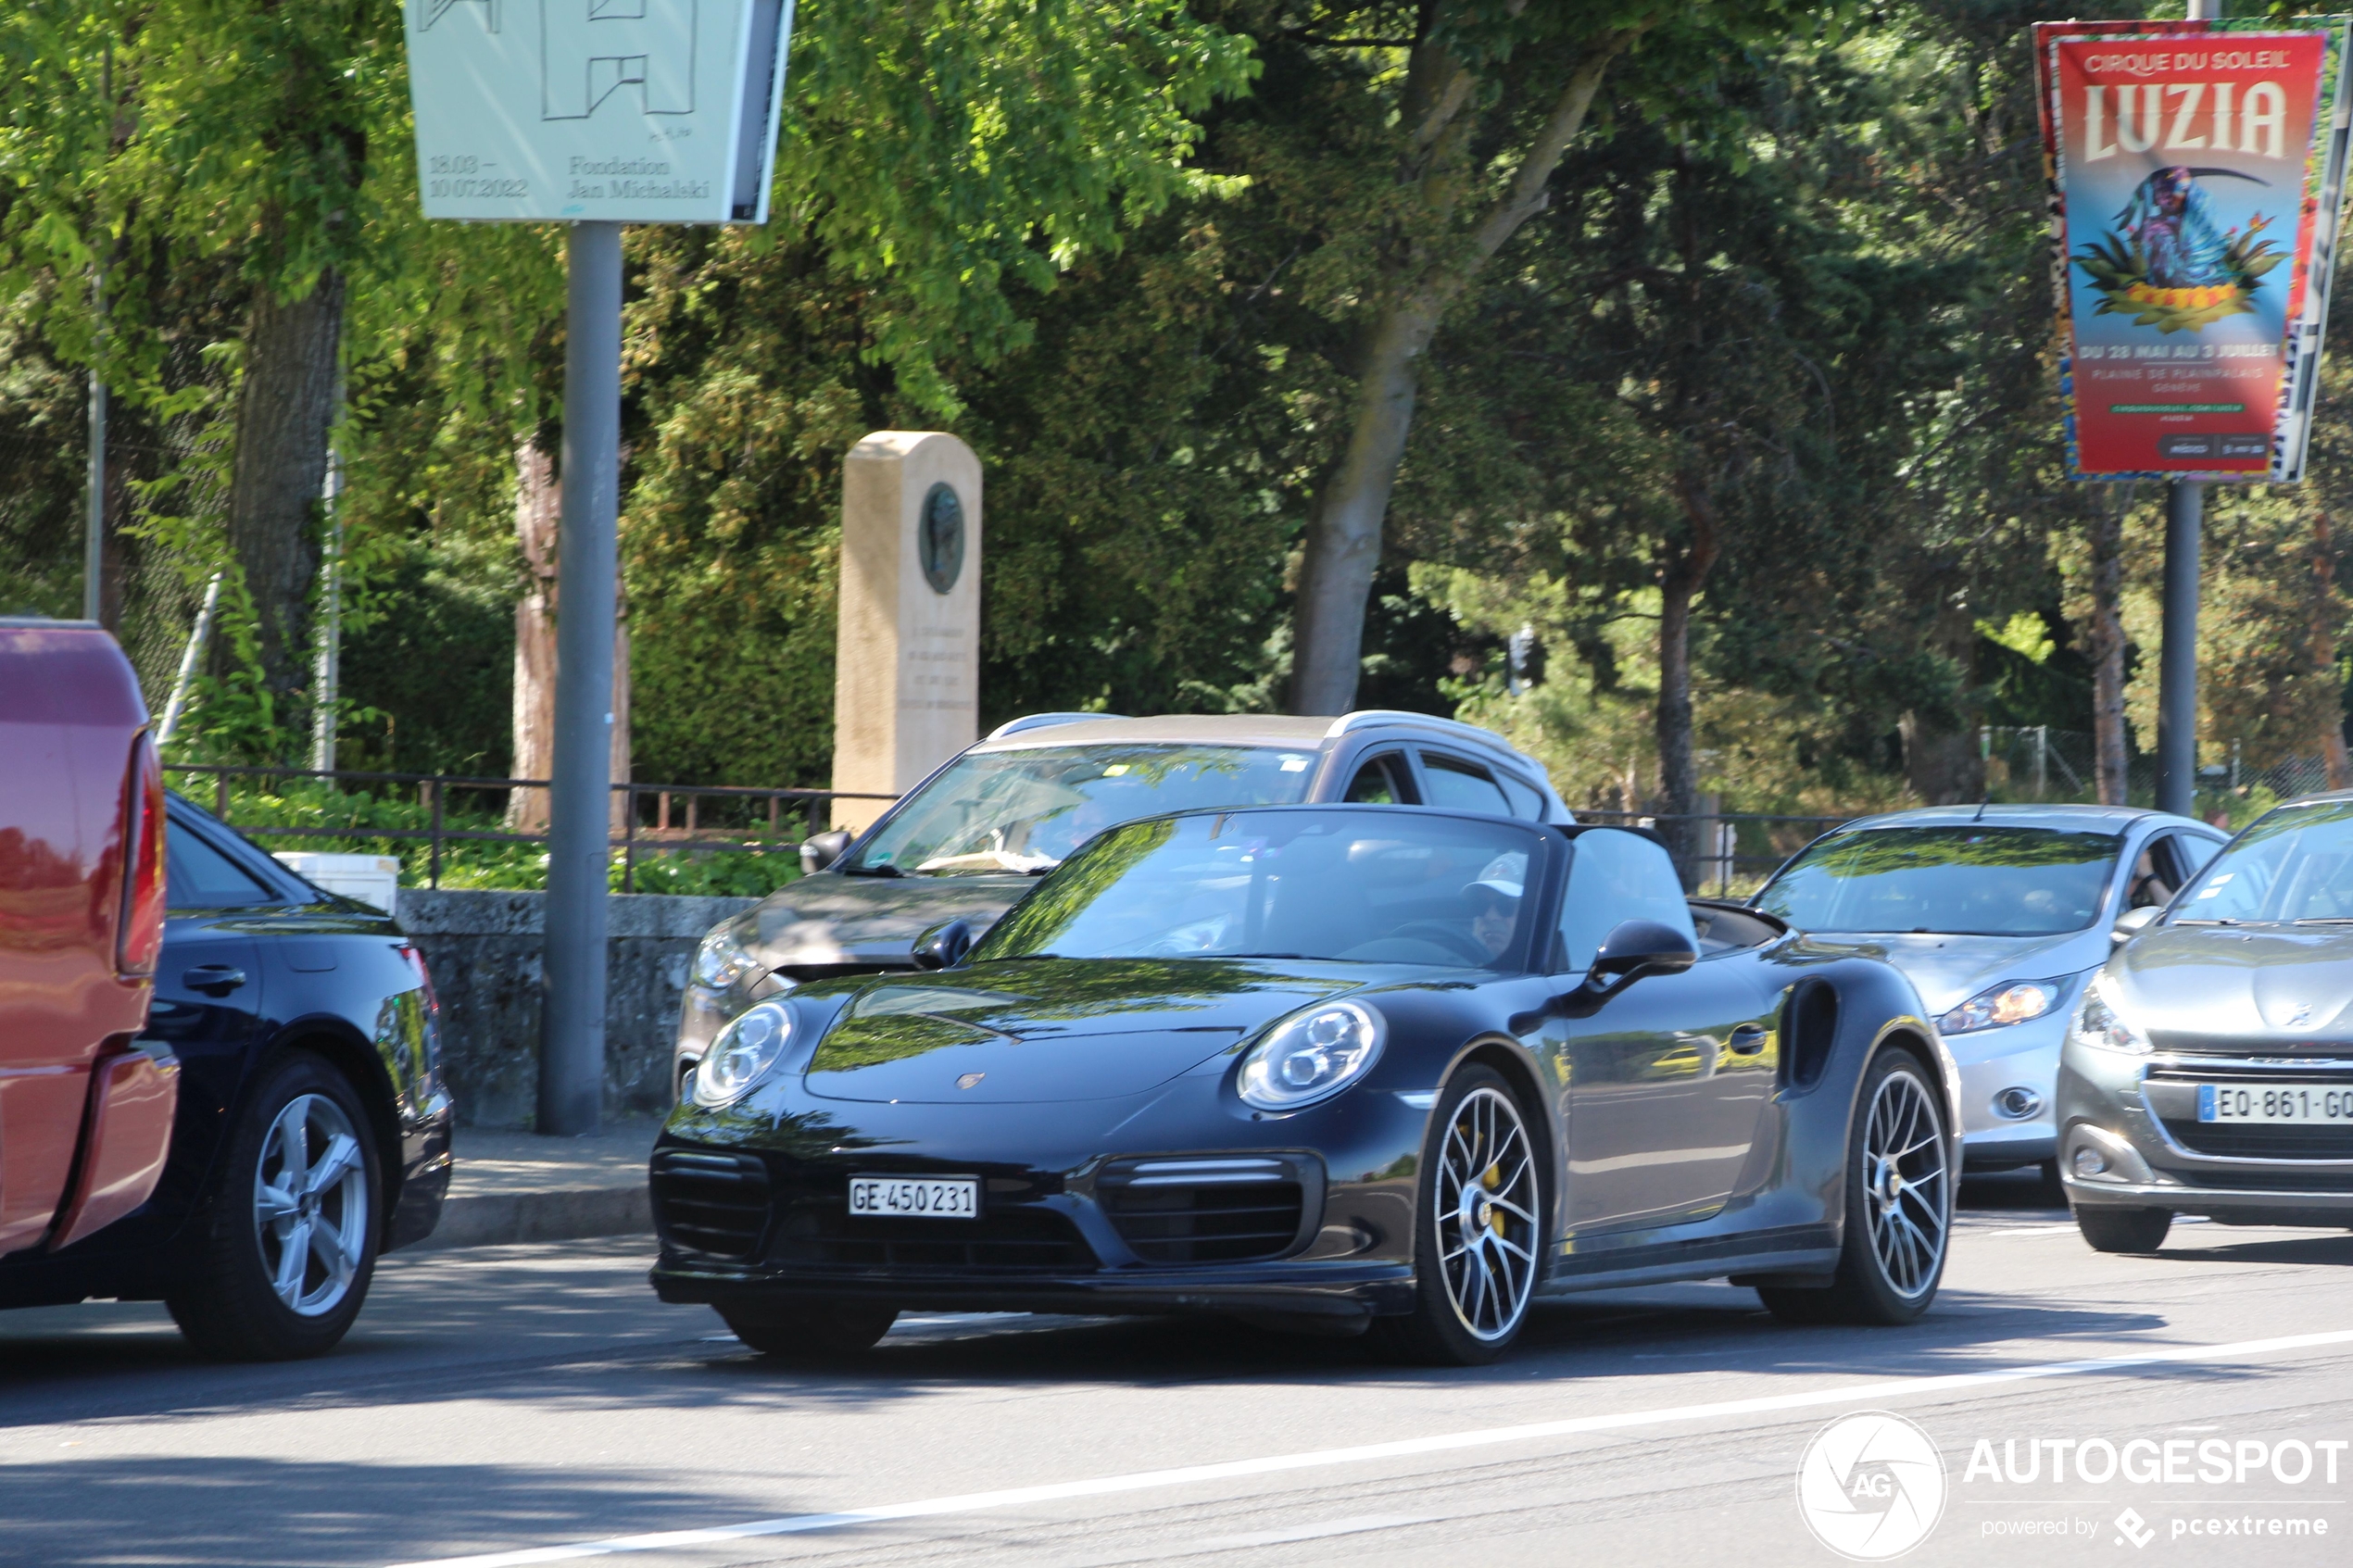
(166, 762), (897, 893)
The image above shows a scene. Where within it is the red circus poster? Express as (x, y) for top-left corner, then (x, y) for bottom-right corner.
(2035, 19), (2353, 482)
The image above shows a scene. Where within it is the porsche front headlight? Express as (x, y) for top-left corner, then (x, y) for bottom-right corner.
(694, 1000), (796, 1106)
(1238, 1001), (1385, 1110)
(1939, 978), (2065, 1035)
(2069, 974), (2154, 1057)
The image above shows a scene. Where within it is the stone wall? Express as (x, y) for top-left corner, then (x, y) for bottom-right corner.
(396, 889), (758, 1129)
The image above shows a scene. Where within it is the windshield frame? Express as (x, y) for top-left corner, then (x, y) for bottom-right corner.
(967, 804), (1561, 973)
(2169, 797), (2353, 925)
(837, 741), (1327, 877)
(1753, 822), (2129, 938)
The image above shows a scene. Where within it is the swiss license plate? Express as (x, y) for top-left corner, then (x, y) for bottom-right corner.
(2196, 1084), (2353, 1125)
(848, 1174), (979, 1219)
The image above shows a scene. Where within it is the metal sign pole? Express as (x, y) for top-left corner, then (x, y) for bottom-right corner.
(2157, 480), (2202, 817)
(538, 220), (623, 1137)
(2155, 0), (2221, 821)
(403, 0), (791, 1137)
(83, 277), (105, 624)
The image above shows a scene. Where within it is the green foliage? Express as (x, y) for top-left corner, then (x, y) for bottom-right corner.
(173, 773), (804, 896)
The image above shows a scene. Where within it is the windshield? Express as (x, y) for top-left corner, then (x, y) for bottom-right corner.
(972, 808), (1546, 969)
(845, 745), (1319, 876)
(1755, 825), (2120, 936)
(2176, 798), (2353, 922)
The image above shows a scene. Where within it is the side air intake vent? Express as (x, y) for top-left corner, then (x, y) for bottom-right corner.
(1783, 979), (1840, 1092)
(1097, 1156), (1314, 1265)
(650, 1148), (771, 1259)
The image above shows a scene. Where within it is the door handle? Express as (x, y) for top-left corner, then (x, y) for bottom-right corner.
(1727, 1024), (1768, 1056)
(183, 965), (247, 994)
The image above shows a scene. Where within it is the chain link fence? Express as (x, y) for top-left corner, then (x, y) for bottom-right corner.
(2, 306), (236, 718)
(1981, 725), (2344, 811)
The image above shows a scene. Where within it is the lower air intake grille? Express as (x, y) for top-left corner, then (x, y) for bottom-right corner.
(650, 1148), (772, 1259)
(1098, 1157), (1307, 1265)
(2159, 1164), (2353, 1192)
(771, 1201), (1094, 1272)
(2160, 1121), (2353, 1161)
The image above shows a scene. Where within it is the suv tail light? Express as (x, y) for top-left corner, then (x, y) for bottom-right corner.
(116, 733), (165, 976)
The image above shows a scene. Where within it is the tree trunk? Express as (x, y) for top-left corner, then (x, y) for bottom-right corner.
(1655, 479), (1721, 888)
(225, 270), (345, 734)
(1285, 25), (1637, 714)
(2089, 487), (2131, 805)
(2315, 513), (2349, 791)
(505, 439), (632, 834)
(1900, 612), (1986, 804)
(507, 442), (560, 833)
(1290, 306), (1444, 714)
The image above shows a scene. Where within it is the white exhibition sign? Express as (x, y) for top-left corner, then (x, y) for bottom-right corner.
(403, 0), (792, 224)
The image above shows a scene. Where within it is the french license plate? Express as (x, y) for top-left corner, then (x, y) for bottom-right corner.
(847, 1174), (979, 1219)
(2196, 1085), (2353, 1125)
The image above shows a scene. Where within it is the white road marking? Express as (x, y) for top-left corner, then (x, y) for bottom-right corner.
(1976, 1224), (2081, 1237)
(384, 1325), (2353, 1568)
(1199, 1514), (1437, 1549)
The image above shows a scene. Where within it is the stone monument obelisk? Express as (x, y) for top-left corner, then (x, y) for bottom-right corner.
(832, 432), (983, 832)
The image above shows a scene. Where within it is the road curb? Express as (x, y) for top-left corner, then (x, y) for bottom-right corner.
(414, 1185), (652, 1251)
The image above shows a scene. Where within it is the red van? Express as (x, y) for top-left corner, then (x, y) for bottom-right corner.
(0, 619), (174, 1258)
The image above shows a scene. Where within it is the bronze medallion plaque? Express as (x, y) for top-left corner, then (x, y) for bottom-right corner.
(919, 483), (965, 594)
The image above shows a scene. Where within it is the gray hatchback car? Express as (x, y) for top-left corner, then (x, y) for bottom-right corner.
(673, 711), (1570, 1095)
(1754, 804), (2226, 1176)
(2062, 792), (2353, 1250)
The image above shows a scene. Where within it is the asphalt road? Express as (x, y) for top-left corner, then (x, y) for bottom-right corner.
(5, 1174), (2350, 1568)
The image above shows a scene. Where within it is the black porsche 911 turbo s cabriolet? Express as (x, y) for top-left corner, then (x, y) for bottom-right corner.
(648, 806), (1959, 1364)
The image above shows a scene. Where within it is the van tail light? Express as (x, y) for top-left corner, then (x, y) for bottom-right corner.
(116, 733), (166, 976)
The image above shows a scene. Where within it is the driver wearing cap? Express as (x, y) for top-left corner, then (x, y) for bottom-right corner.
(1465, 852), (1528, 960)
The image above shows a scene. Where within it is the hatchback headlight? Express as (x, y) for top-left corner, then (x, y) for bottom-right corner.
(692, 922), (758, 991)
(2069, 975), (2154, 1056)
(1939, 978), (2065, 1035)
(694, 1001), (796, 1106)
(1238, 1001), (1385, 1110)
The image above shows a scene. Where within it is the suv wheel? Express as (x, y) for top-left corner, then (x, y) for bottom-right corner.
(168, 1052), (382, 1361)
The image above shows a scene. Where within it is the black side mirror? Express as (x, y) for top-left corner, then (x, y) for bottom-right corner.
(800, 828), (852, 876)
(1583, 918), (1699, 997)
(912, 918), (974, 971)
(2110, 904), (2160, 946)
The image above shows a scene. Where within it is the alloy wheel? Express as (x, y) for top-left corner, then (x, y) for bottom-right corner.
(252, 1093), (371, 1317)
(1434, 1085), (1540, 1341)
(1861, 1067), (1948, 1299)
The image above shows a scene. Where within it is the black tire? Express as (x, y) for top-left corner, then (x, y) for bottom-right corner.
(2074, 1205), (2172, 1254)
(168, 1052), (382, 1361)
(722, 1302), (899, 1358)
(1371, 1065), (1544, 1366)
(1759, 1048), (1950, 1327)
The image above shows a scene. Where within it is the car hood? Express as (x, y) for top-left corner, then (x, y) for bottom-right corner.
(2112, 922), (2353, 1052)
(1793, 930), (2103, 1013)
(740, 871), (1036, 972)
(801, 958), (1369, 1104)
